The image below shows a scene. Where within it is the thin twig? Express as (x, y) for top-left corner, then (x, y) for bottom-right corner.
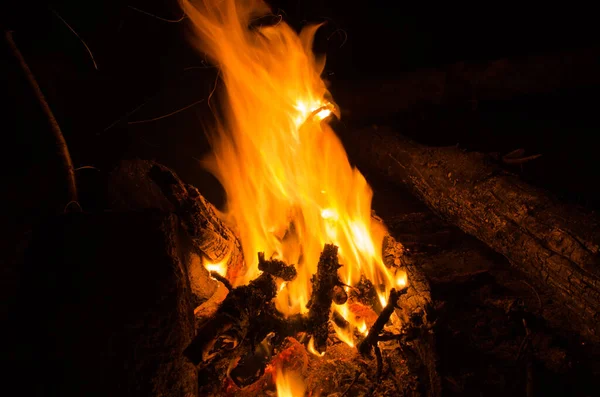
(357, 287), (407, 357)
(127, 5), (186, 23)
(50, 8), (98, 70)
(128, 98), (205, 124)
(5, 30), (78, 205)
(103, 100), (150, 132)
(503, 154), (542, 165)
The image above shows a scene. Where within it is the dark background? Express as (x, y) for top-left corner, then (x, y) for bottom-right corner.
(1, 0), (599, 217)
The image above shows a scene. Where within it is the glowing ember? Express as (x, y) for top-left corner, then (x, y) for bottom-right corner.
(275, 365), (306, 397)
(182, 0), (402, 345)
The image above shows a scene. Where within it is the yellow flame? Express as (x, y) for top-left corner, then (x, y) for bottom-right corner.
(182, 0), (397, 321)
(396, 270), (408, 288)
(275, 366), (306, 397)
(358, 320), (368, 335)
(307, 336), (325, 357)
(203, 254), (229, 277)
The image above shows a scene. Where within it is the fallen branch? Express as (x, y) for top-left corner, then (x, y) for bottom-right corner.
(5, 30), (78, 207)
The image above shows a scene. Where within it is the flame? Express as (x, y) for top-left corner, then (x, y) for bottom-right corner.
(307, 336), (325, 357)
(275, 365), (306, 397)
(182, 0), (398, 331)
(203, 254), (229, 277)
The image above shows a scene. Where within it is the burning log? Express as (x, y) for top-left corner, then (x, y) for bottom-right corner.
(184, 272), (278, 366)
(258, 252), (297, 281)
(306, 244), (343, 352)
(108, 159), (245, 304)
(382, 233), (442, 397)
(347, 126), (600, 342)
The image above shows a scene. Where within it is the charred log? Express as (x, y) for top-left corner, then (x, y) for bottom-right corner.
(258, 252), (297, 281)
(306, 244), (343, 353)
(184, 272), (277, 366)
(348, 126), (600, 342)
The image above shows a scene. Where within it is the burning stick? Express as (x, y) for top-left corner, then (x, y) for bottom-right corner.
(357, 287), (408, 358)
(306, 244), (343, 353)
(258, 252), (297, 281)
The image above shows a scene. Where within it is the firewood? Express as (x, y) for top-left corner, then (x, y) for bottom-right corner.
(306, 244), (343, 353)
(346, 126), (600, 343)
(382, 233), (442, 397)
(357, 287), (406, 358)
(108, 159), (245, 304)
(184, 272), (278, 366)
(258, 252), (297, 281)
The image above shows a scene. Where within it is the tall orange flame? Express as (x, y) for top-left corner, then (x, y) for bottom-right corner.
(182, 0), (398, 331)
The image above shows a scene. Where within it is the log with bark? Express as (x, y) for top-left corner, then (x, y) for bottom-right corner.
(344, 126), (600, 342)
(333, 48), (600, 119)
(108, 159), (245, 305)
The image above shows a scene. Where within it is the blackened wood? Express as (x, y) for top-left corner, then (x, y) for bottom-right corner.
(357, 288), (404, 357)
(184, 273), (277, 366)
(307, 244), (342, 352)
(349, 126), (600, 342)
(258, 252), (297, 281)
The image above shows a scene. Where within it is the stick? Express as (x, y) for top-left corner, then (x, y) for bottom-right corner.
(258, 252), (297, 281)
(5, 30), (78, 206)
(357, 287), (407, 358)
(306, 244), (342, 353)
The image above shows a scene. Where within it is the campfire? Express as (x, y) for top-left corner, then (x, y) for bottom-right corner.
(176, 0), (427, 395)
(8, 0), (600, 396)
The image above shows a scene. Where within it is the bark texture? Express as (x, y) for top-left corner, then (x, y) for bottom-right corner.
(346, 126), (600, 342)
(383, 233), (441, 397)
(108, 159), (245, 304)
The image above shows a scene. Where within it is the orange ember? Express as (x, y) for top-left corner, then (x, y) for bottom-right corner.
(183, 0), (405, 344)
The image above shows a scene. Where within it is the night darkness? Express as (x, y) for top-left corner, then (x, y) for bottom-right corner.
(2, 1), (600, 396)
(3, 1), (600, 210)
